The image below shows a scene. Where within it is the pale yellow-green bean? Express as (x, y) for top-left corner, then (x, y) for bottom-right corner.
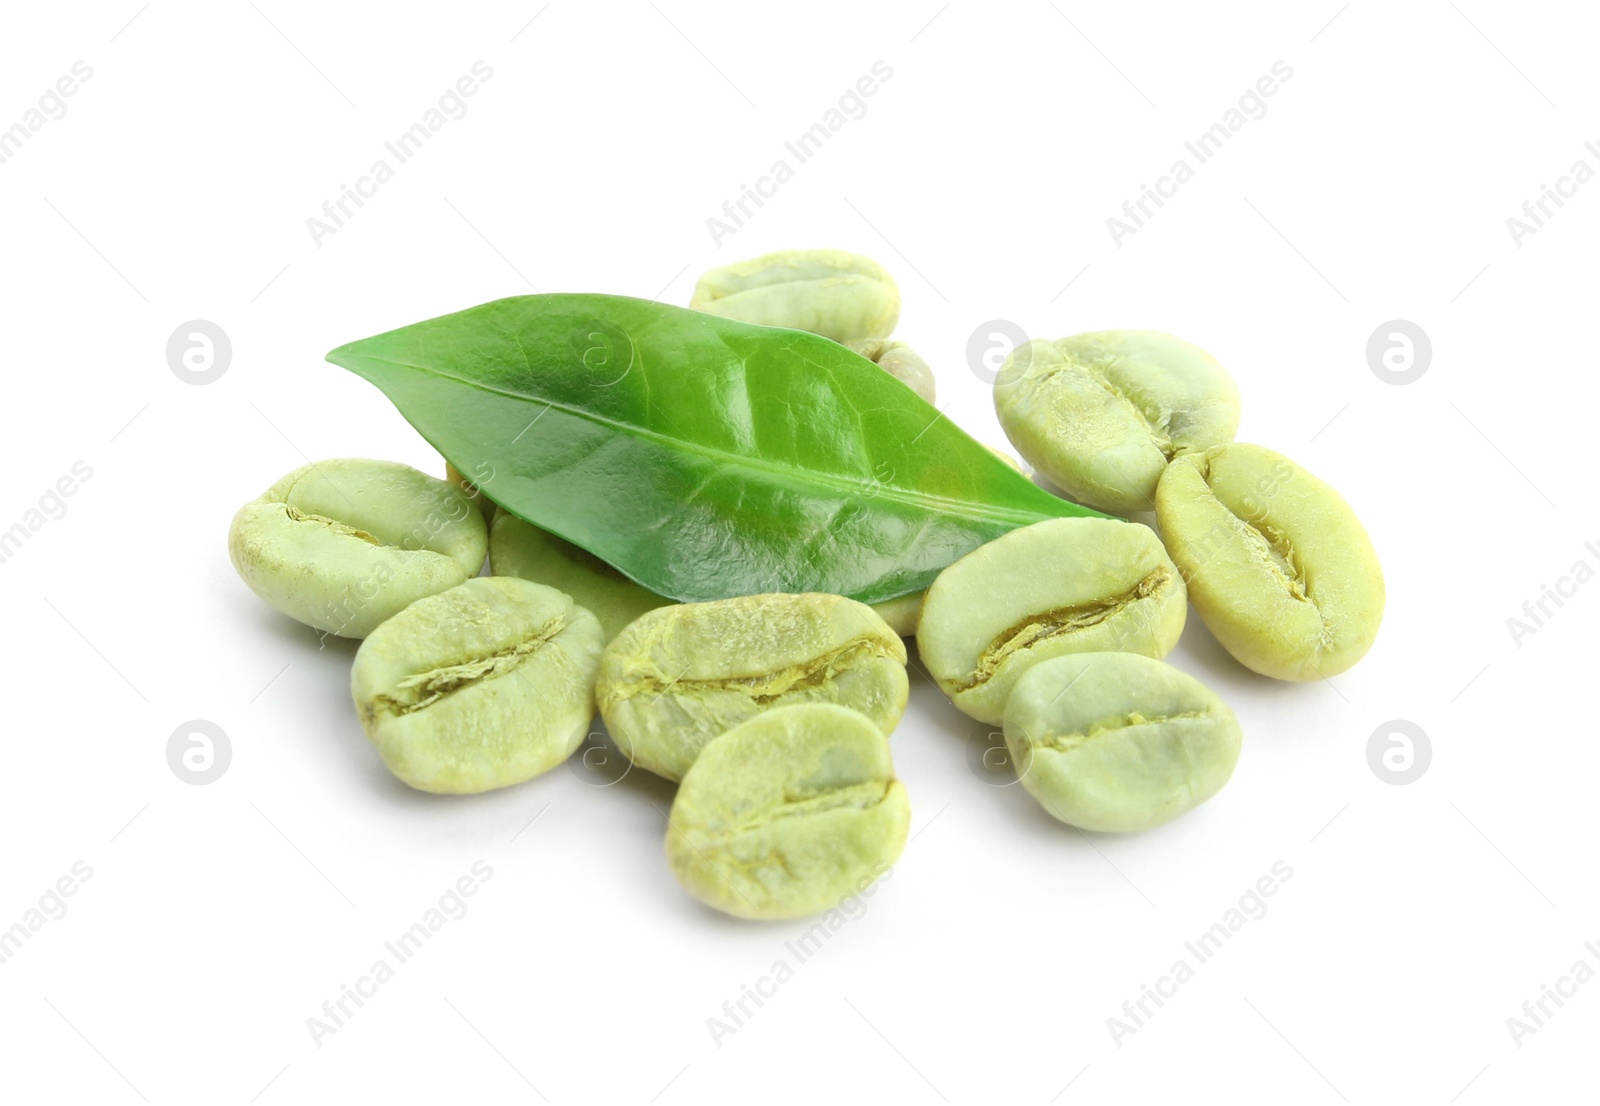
(917, 517), (1186, 724)
(1004, 653), (1241, 833)
(228, 459), (487, 639)
(351, 577), (602, 794)
(690, 248), (899, 342)
(666, 703), (909, 920)
(488, 508), (673, 642)
(1156, 442), (1384, 681)
(994, 330), (1239, 514)
(598, 593), (907, 781)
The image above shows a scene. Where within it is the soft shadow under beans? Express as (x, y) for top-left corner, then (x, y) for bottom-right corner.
(910, 638), (1227, 849)
(574, 724), (786, 932)
(1169, 603), (1238, 677)
(1169, 605), (1337, 714)
(906, 641), (1061, 835)
(572, 720), (679, 811)
(240, 596), (353, 658)
(243, 607), (391, 786)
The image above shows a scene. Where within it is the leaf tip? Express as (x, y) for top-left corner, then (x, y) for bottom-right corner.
(324, 341), (358, 369)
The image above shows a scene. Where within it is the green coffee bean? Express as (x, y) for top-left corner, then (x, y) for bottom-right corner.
(488, 508), (673, 642)
(351, 577), (603, 794)
(597, 593), (908, 781)
(1004, 653), (1241, 833)
(1155, 442), (1384, 681)
(870, 590), (924, 638)
(917, 517), (1186, 724)
(689, 248), (899, 342)
(228, 459), (487, 639)
(987, 445), (1026, 473)
(844, 338), (935, 404)
(666, 703), (909, 920)
(445, 461), (496, 523)
(994, 330), (1239, 514)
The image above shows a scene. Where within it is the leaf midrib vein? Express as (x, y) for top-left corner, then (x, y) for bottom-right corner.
(356, 353), (1066, 527)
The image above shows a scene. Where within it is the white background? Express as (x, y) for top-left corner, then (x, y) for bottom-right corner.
(0, 2), (1593, 1103)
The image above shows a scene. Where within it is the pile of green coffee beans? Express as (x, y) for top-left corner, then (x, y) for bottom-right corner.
(228, 248), (1383, 921)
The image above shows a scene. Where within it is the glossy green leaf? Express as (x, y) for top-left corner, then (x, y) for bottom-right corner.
(327, 294), (1102, 604)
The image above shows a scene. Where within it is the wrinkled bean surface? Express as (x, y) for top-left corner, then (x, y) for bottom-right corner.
(666, 703), (909, 920)
(1004, 653), (1241, 833)
(1156, 443), (1383, 681)
(489, 508), (672, 642)
(690, 248), (899, 342)
(352, 577), (603, 794)
(229, 459), (487, 639)
(598, 593), (907, 781)
(995, 330), (1239, 513)
(917, 517), (1186, 724)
